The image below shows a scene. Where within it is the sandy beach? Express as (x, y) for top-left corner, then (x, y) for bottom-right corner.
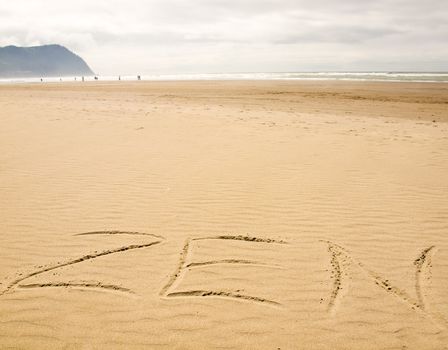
(1, 80), (448, 349)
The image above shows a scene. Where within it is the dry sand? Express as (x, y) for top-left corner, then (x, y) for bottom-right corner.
(0, 80), (448, 349)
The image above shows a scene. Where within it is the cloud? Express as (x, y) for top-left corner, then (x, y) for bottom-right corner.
(0, 0), (447, 73)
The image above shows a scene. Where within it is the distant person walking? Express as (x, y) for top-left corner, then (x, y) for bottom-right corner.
(137, 75), (141, 81)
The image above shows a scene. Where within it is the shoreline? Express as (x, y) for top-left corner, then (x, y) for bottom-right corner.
(2, 70), (448, 84)
(2, 79), (448, 85)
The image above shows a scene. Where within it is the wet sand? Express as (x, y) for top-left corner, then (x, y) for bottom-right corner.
(1, 81), (448, 349)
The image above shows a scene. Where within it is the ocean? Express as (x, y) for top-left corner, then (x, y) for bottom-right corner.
(1, 72), (448, 83)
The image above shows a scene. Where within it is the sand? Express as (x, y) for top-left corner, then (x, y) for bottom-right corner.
(0, 80), (447, 349)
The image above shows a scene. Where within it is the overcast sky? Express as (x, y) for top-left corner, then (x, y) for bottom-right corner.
(1, 0), (447, 74)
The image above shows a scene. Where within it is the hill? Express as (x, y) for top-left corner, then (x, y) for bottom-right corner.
(0, 44), (94, 78)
